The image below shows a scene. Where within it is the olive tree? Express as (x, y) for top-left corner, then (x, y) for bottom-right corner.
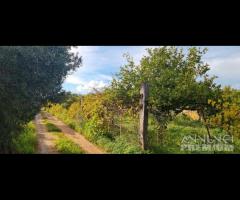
(0, 46), (81, 152)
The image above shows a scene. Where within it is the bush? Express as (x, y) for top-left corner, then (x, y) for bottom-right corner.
(46, 97), (144, 154)
(208, 86), (240, 137)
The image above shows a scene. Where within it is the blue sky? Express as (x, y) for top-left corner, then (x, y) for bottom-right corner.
(63, 46), (240, 94)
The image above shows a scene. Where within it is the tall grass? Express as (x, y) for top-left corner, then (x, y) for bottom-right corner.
(148, 114), (233, 154)
(12, 122), (37, 154)
(45, 108), (144, 154)
(46, 106), (237, 154)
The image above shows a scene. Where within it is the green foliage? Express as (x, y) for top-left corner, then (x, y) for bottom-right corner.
(173, 113), (203, 128)
(47, 90), (240, 154)
(111, 47), (221, 135)
(46, 91), (143, 154)
(149, 114), (230, 154)
(62, 92), (82, 109)
(45, 47), (223, 153)
(109, 136), (143, 154)
(12, 122), (37, 154)
(55, 134), (84, 154)
(0, 46), (81, 152)
(208, 86), (240, 137)
(46, 47), (240, 154)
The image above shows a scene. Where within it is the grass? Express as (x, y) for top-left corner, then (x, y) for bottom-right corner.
(79, 117), (143, 154)
(47, 109), (236, 154)
(12, 122), (37, 154)
(43, 118), (84, 154)
(41, 113), (48, 120)
(45, 122), (61, 132)
(148, 114), (234, 154)
(55, 134), (84, 154)
(46, 110), (146, 154)
(96, 135), (143, 154)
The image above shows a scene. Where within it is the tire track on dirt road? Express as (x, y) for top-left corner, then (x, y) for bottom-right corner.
(35, 114), (59, 154)
(42, 112), (105, 154)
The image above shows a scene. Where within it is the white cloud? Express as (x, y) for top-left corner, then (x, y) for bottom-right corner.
(64, 46), (158, 94)
(76, 80), (107, 94)
(64, 46), (240, 93)
(65, 75), (82, 85)
(65, 74), (110, 94)
(206, 52), (240, 88)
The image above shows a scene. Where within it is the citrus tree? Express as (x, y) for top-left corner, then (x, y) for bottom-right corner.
(111, 47), (221, 138)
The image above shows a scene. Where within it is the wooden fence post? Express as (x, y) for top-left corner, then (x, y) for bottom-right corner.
(139, 83), (149, 150)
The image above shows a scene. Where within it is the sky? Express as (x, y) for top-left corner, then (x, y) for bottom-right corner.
(63, 46), (240, 94)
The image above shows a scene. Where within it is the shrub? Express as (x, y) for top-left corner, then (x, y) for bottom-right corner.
(12, 122), (37, 154)
(208, 86), (240, 137)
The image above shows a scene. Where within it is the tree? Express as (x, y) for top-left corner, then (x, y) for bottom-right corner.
(0, 46), (81, 152)
(111, 47), (221, 139)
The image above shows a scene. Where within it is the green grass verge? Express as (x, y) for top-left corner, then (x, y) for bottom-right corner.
(43, 118), (84, 154)
(148, 114), (233, 154)
(46, 111), (146, 154)
(12, 121), (37, 154)
(45, 122), (61, 132)
(55, 134), (84, 154)
(48, 109), (236, 154)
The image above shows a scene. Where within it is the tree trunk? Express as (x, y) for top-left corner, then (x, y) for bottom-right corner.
(202, 113), (211, 138)
(205, 123), (211, 138)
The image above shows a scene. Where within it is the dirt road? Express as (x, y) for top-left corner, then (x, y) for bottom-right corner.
(34, 114), (59, 154)
(42, 112), (105, 154)
(35, 112), (105, 154)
